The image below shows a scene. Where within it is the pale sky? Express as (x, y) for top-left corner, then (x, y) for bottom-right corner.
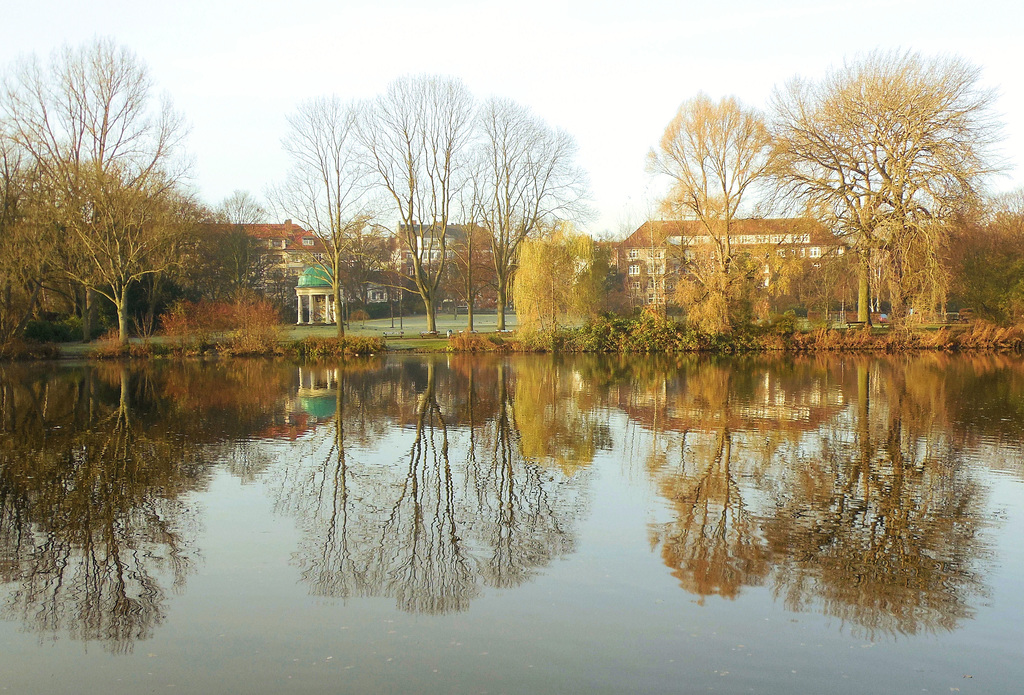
(3, 0), (1022, 237)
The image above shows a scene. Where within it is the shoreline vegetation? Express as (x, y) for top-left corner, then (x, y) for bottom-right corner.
(3, 312), (1022, 361)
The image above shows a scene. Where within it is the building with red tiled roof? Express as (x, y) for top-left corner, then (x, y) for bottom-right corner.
(613, 218), (844, 307)
(199, 219), (328, 282)
(242, 220), (328, 278)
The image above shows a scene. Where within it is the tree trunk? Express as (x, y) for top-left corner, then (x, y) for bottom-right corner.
(13, 280), (43, 340)
(465, 238), (475, 332)
(116, 285), (130, 344)
(496, 284), (507, 331)
(858, 253), (871, 325)
(423, 295), (436, 333)
(334, 282), (345, 339)
(145, 274), (162, 337)
(81, 285), (95, 342)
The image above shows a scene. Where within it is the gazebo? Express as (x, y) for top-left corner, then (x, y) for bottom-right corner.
(295, 267), (337, 324)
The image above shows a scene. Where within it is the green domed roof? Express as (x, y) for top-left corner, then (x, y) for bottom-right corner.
(297, 266), (333, 288)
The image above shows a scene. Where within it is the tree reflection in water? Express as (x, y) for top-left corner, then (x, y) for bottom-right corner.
(635, 355), (1013, 637)
(2, 354), (1018, 644)
(763, 358), (989, 637)
(0, 361), (295, 651)
(276, 356), (593, 614)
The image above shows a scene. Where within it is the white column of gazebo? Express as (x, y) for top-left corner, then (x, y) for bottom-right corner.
(295, 288), (337, 324)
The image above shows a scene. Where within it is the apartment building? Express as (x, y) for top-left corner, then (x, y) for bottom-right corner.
(614, 219), (842, 306)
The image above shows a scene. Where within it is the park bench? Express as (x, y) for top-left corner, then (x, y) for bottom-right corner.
(420, 331), (439, 338)
(382, 330), (404, 338)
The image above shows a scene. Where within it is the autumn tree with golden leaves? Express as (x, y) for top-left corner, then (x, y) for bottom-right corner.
(771, 51), (1001, 326)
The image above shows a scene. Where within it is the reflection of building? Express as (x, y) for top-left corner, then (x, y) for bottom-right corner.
(295, 366), (340, 419)
(607, 365), (847, 436)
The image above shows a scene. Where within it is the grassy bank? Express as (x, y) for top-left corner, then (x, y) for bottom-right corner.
(436, 314), (1024, 355)
(510, 314), (1024, 354)
(5, 313), (1022, 361)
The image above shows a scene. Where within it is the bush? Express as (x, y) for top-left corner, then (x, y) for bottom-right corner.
(24, 317), (83, 343)
(447, 332), (512, 352)
(291, 336), (387, 359)
(766, 311), (797, 336)
(162, 297), (282, 355)
(619, 310), (687, 353)
(224, 298), (282, 355)
(161, 299), (228, 352)
(0, 338), (62, 360)
(88, 330), (169, 359)
(569, 315), (630, 352)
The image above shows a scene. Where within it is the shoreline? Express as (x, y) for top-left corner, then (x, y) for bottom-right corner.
(4, 321), (1023, 362)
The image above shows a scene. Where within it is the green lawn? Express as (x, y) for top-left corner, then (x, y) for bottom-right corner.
(52, 312), (519, 357)
(282, 313), (519, 341)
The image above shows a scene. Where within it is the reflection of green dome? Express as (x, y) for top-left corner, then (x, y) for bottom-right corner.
(298, 266), (333, 288)
(300, 395), (337, 419)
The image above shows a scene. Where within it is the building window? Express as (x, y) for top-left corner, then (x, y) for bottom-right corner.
(631, 281), (641, 291)
(628, 264), (640, 276)
(303, 237), (315, 246)
(809, 247), (821, 258)
(628, 249), (640, 259)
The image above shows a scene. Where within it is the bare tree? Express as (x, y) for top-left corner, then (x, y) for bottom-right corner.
(359, 75), (475, 333)
(474, 98), (589, 330)
(274, 96), (372, 337)
(335, 222), (389, 306)
(2, 38), (189, 343)
(448, 222), (495, 332)
(195, 190), (271, 298)
(770, 50), (1001, 326)
(215, 189), (266, 225)
(0, 129), (47, 349)
(647, 93), (775, 333)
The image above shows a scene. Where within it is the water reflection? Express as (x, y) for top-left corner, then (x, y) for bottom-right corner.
(634, 355), (1010, 637)
(0, 361), (296, 651)
(273, 358), (589, 614)
(1, 353), (1021, 648)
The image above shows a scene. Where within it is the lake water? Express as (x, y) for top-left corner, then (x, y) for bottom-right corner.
(1, 354), (1023, 694)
